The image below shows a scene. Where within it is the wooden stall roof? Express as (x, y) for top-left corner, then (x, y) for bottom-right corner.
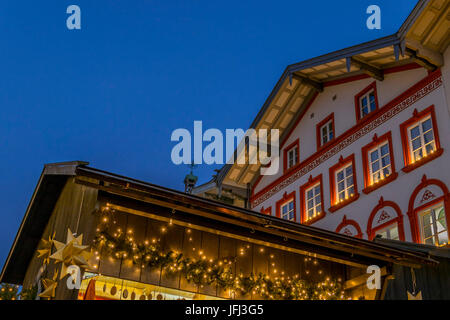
(217, 0), (449, 188)
(1, 161), (438, 284)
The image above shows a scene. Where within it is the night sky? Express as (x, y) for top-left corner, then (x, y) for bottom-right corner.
(0, 1), (416, 268)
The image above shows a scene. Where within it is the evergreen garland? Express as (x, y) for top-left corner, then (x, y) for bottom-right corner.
(0, 283), (19, 300)
(93, 212), (347, 300)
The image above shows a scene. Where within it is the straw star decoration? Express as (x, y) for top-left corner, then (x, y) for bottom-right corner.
(39, 270), (59, 299)
(37, 232), (62, 265)
(49, 229), (92, 279)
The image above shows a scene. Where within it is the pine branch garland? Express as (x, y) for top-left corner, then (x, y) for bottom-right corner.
(92, 218), (347, 300)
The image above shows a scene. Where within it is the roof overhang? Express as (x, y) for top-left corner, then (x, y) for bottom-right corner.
(220, 0), (448, 188)
(0, 161), (88, 284)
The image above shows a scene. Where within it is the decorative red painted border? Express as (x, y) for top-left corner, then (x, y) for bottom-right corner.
(315, 112), (335, 151)
(367, 197), (405, 241)
(361, 131), (398, 194)
(251, 69), (442, 208)
(260, 206), (272, 216)
(299, 174), (325, 225)
(335, 215), (363, 239)
(354, 81), (379, 123)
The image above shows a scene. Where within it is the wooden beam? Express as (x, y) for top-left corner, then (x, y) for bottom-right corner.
(347, 57), (384, 81)
(291, 74), (323, 92)
(405, 39), (443, 66)
(405, 47), (438, 71)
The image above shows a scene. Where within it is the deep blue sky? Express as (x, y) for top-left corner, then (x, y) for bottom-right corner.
(0, 1), (416, 268)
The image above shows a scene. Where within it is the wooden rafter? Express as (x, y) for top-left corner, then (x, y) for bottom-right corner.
(346, 57), (384, 81)
(404, 47), (439, 71)
(291, 74), (324, 92)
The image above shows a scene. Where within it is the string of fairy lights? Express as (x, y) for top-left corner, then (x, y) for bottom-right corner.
(91, 205), (347, 300)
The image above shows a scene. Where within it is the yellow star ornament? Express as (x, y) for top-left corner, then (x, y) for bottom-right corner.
(39, 270), (59, 299)
(49, 229), (92, 279)
(37, 232), (61, 265)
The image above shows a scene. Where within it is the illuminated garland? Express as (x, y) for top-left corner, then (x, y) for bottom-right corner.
(0, 283), (19, 300)
(92, 208), (346, 300)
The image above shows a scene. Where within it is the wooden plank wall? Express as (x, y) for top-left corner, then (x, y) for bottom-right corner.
(384, 257), (450, 300)
(22, 178), (98, 300)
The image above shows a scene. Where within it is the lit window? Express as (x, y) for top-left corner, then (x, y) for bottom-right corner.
(281, 200), (295, 221)
(408, 116), (436, 162)
(287, 146), (299, 169)
(375, 224), (399, 240)
(329, 154), (359, 212)
(320, 120), (334, 146)
(335, 163), (354, 202)
(359, 89), (376, 119)
(305, 183), (322, 221)
(419, 203), (448, 246)
(368, 142), (392, 185)
(400, 106), (442, 171)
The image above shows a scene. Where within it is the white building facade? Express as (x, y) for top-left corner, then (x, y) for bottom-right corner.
(215, 0), (450, 246)
(252, 64), (448, 245)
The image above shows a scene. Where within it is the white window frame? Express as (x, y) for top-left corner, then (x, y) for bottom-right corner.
(368, 141), (392, 185)
(280, 200), (295, 221)
(359, 89), (376, 119)
(305, 183), (322, 221)
(407, 115), (436, 163)
(286, 146), (298, 169)
(374, 223), (399, 240)
(335, 163), (354, 203)
(320, 120), (334, 146)
(419, 202), (448, 246)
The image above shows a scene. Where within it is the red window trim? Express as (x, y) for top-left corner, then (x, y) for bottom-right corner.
(299, 174), (325, 225)
(361, 131), (398, 194)
(328, 154), (359, 213)
(335, 215), (363, 239)
(400, 105), (443, 173)
(283, 139), (300, 173)
(407, 175), (450, 244)
(354, 81), (379, 122)
(316, 113), (335, 151)
(251, 70), (441, 205)
(260, 206), (272, 216)
(275, 191), (297, 222)
(367, 197), (405, 241)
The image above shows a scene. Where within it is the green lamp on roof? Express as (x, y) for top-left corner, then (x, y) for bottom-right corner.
(184, 164), (198, 194)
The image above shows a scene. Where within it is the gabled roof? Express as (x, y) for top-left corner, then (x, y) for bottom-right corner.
(1, 161), (439, 284)
(219, 0), (448, 188)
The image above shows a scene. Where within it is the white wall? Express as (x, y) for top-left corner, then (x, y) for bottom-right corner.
(252, 67), (450, 242)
